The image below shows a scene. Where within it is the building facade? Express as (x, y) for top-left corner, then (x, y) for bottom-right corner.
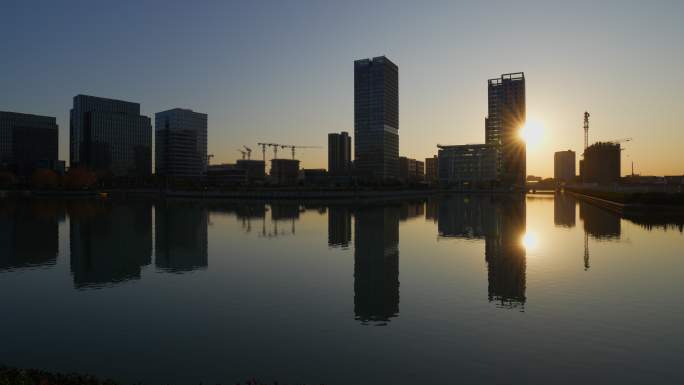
(425, 155), (438, 182)
(354, 56), (399, 181)
(398, 157), (424, 182)
(70, 95), (152, 177)
(554, 150), (576, 182)
(270, 159), (300, 184)
(0, 111), (59, 176)
(582, 142), (621, 184)
(486, 73), (526, 187)
(438, 144), (498, 184)
(155, 108), (208, 178)
(328, 131), (352, 176)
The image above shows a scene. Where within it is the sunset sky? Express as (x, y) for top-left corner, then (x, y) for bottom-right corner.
(2, 0), (683, 177)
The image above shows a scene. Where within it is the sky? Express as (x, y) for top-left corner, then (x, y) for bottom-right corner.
(1, 0), (683, 177)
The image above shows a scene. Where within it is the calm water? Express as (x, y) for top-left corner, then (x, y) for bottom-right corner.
(1, 194), (682, 385)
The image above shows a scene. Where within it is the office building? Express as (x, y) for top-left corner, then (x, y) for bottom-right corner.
(0, 111), (59, 176)
(270, 158), (300, 184)
(155, 108), (207, 178)
(354, 56), (399, 180)
(486, 73), (526, 187)
(581, 142), (621, 184)
(328, 131), (352, 176)
(425, 155), (438, 182)
(554, 150), (576, 182)
(70, 95), (152, 177)
(437, 144), (498, 184)
(398, 157), (424, 182)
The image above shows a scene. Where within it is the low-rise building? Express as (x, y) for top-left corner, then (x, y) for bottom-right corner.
(236, 159), (266, 182)
(207, 164), (247, 185)
(399, 157), (424, 182)
(437, 144), (498, 184)
(270, 159), (300, 184)
(425, 155), (438, 182)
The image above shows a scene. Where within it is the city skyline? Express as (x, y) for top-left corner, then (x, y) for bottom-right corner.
(2, 1), (683, 177)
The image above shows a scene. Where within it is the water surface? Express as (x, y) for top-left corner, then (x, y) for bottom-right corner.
(0, 194), (682, 384)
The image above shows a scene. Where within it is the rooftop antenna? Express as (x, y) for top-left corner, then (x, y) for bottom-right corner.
(583, 111), (590, 151)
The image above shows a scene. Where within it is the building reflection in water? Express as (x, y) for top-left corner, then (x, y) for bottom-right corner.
(579, 201), (621, 240)
(68, 201), (152, 289)
(554, 193), (576, 228)
(155, 201), (208, 273)
(0, 200), (62, 271)
(437, 195), (527, 309)
(353, 205), (400, 325)
(328, 206), (352, 248)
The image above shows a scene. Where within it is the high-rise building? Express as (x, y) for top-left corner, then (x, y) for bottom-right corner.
(0, 111), (59, 176)
(581, 142), (620, 184)
(354, 56), (399, 181)
(486, 73), (526, 187)
(554, 150), (576, 182)
(328, 131), (352, 176)
(155, 108), (208, 178)
(70, 95), (152, 177)
(425, 155), (438, 182)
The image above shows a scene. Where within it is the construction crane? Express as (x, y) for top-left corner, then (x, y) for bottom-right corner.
(237, 149), (247, 160)
(257, 142), (280, 161)
(279, 144), (322, 159)
(607, 137), (633, 145)
(207, 154), (214, 165)
(243, 146), (252, 160)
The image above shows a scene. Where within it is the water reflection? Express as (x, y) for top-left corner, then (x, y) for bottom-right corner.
(554, 193), (576, 228)
(155, 201), (208, 273)
(0, 200), (62, 270)
(579, 201), (621, 240)
(328, 206), (352, 248)
(68, 201), (152, 289)
(437, 195), (527, 309)
(353, 205), (400, 325)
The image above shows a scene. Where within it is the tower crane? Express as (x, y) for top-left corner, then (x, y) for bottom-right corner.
(237, 149), (247, 160)
(257, 142), (281, 161)
(243, 146), (252, 160)
(279, 144), (323, 159)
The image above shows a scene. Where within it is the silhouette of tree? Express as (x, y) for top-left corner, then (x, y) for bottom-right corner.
(64, 167), (97, 190)
(32, 168), (59, 189)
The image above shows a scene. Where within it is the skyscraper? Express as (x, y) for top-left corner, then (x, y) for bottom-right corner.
(554, 150), (576, 182)
(0, 111), (58, 176)
(70, 95), (152, 177)
(486, 73), (526, 187)
(328, 131), (352, 176)
(354, 56), (399, 181)
(155, 108), (208, 178)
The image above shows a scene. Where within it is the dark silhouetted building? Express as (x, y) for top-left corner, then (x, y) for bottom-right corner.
(155, 202), (208, 273)
(236, 159), (266, 182)
(328, 206), (352, 248)
(155, 108), (207, 178)
(207, 163), (247, 185)
(354, 56), (399, 181)
(0, 111), (59, 176)
(486, 73), (526, 187)
(69, 201), (152, 289)
(270, 158), (299, 184)
(70, 95), (152, 176)
(554, 193), (576, 228)
(554, 150), (576, 182)
(354, 205), (400, 324)
(328, 131), (352, 176)
(425, 155), (438, 182)
(398, 157), (424, 182)
(581, 142), (621, 184)
(437, 144), (498, 184)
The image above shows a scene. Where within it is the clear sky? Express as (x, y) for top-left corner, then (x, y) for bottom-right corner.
(1, 0), (683, 177)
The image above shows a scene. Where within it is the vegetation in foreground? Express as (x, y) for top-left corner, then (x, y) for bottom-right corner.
(0, 366), (323, 385)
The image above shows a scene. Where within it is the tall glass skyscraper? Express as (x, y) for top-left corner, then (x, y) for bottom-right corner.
(70, 95), (152, 177)
(354, 56), (399, 181)
(155, 108), (208, 178)
(485, 73), (526, 187)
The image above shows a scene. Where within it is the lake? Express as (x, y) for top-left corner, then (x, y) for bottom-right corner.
(0, 194), (682, 385)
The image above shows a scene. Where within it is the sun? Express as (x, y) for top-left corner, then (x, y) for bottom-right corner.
(519, 119), (545, 147)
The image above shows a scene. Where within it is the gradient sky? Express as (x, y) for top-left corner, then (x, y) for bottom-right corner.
(1, 0), (683, 177)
